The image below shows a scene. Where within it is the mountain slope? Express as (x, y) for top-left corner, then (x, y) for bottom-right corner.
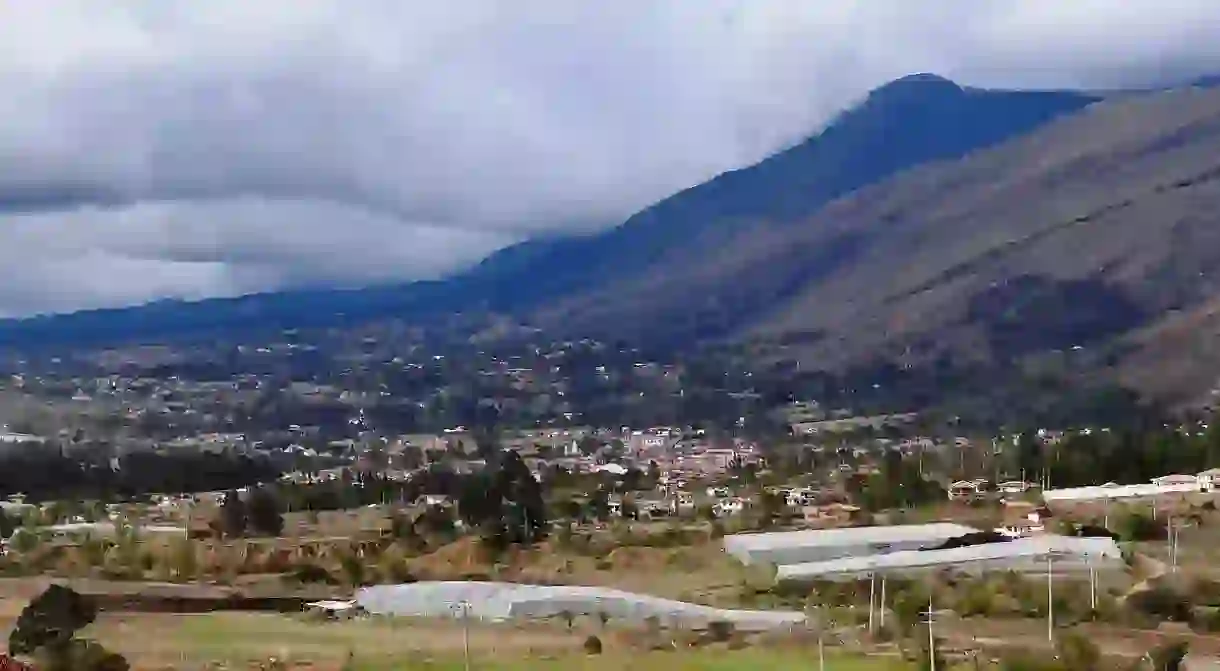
(0, 74), (1100, 349)
(539, 85), (1220, 401)
(449, 74), (1100, 314)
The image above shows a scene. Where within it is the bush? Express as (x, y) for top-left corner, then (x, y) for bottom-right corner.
(706, 621), (734, 643)
(288, 563), (337, 585)
(1128, 584), (1192, 622)
(1112, 509), (1165, 542)
(1148, 639), (1189, 671)
(1191, 606), (1220, 633)
(1056, 629), (1101, 671)
(998, 653), (1066, 671)
(582, 635), (603, 655)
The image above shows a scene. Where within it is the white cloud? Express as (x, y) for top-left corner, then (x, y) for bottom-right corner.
(1, 0), (1220, 316)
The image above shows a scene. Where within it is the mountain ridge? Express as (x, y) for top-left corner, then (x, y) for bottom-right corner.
(0, 73), (1104, 352)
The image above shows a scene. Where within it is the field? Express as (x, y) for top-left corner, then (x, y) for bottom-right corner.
(0, 603), (901, 670)
(6, 498), (1220, 668)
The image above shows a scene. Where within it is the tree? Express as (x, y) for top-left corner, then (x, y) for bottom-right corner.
(247, 487), (285, 536)
(1056, 630), (1100, 671)
(646, 460), (662, 485)
(9, 584), (96, 656)
(0, 509), (17, 540)
(620, 496), (639, 520)
(587, 490), (610, 522)
(9, 584), (128, 670)
(913, 633), (946, 671)
(218, 489), (248, 538)
(1149, 640), (1189, 671)
(457, 450), (549, 549)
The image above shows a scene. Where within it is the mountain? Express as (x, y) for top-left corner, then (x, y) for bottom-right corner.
(542, 85), (1220, 403)
(0, 74), (1101, 351)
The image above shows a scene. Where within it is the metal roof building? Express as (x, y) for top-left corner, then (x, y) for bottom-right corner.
(723, 523), (980, 566)
(1043, 482), (1197, 502)
(775, 535), (1123, 582)
(356, 581), (804, 630)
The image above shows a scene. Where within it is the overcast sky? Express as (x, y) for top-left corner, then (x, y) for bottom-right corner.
(2, 1), (1220, 317)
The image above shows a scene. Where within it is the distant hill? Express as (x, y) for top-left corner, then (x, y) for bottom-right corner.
(0, 74), (1101, 353)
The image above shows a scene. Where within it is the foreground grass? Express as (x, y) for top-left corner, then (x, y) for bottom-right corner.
(343, 648), (909, 671)
(77, 612), (910, 670)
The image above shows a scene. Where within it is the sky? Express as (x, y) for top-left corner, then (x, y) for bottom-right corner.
(2, 1), (1220, 318)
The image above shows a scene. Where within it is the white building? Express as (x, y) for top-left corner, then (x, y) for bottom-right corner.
(723, 523), (979, 566)
(1198, 468), (1220, 493)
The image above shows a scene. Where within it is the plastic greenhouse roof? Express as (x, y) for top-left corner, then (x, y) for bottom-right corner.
(775, 535), (1122, 581)
(723, 523), (980, 552)
(355, 581), (805, 631)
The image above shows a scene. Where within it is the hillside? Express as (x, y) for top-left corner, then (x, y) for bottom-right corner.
(538, 86), (1220, 402)
(0, 75), (1099, 350)
(10, 76), (1220, 402)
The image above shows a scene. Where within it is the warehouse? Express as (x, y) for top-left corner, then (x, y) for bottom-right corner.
(775, 535), (1123, 582)
(722, 523), (979, 566)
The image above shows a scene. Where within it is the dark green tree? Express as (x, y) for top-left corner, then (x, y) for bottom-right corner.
(246, 486), (284, 536)
(9, 584), (128, 670)
(9, 584), (96, 656)
(1149, 640), (1189, 671)
(218, 488), (248, 537)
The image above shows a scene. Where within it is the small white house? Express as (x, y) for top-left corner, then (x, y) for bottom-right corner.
(1152, 474), (1199, 488)
(714, 497), (747, 517)
(947, 480), (984, 500)
(1198, 468), (1220, 493)
(998, 480), (1034, 495)
(670, 491), (695, 515)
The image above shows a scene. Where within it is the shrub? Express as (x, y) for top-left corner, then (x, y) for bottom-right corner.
(706, 621), (734, 643)
(1112, 509), (1164, 542)
(1127, 584), (1192, 622)
(582, 635), (603, 655)
(1191, 606), (1220, 633)
(1148, 639), (1189, 671)
(289, 562), (336, 585)
(1056, 629), (1101, 671)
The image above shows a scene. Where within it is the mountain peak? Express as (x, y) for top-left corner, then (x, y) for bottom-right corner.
(868, 73), (963, 102)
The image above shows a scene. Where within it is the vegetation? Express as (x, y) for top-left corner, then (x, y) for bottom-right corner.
(9, 585), (129, 671)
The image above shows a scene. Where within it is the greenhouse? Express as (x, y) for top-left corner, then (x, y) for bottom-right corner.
(355, 581), (806, 630)
(774, 535), (1123, 582)
(722, 523), (980, 566)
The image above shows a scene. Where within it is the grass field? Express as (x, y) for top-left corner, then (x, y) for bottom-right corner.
(43, 611), (906, 670)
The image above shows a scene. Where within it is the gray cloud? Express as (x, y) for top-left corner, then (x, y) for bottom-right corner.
(2, 0), (1220, 316)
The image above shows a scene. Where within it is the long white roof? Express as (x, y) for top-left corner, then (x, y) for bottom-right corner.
(356, 581), (804, 631)
(776, 535), (1122, 581)
(723, 523), (979, 552)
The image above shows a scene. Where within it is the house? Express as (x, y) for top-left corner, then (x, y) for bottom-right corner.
(801, 503), (861, 526)
(998, 480), (1034, 495)
(714, 497), (748, 517)
(1198, 468), (1220, 493)
(636, 497), (671, 519)
(670, 491), (695, 515)
(1152, 474), (1200, 488)
(947, 480), (984, 501)
(304, 599), (363, 620)
(995, 519), (1044, 538)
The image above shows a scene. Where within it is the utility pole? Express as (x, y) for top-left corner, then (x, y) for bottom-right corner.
(879, 575), (887, 629)
(1088, 554), (1097, 612)
(927, 595), (937, 671)
(1168, 517), (1175, 571)
(1046, 555), (1055, 642)
(868, 571), (877, 634)
(814, 606), (826, 671)
(453, 600), (472, 671)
